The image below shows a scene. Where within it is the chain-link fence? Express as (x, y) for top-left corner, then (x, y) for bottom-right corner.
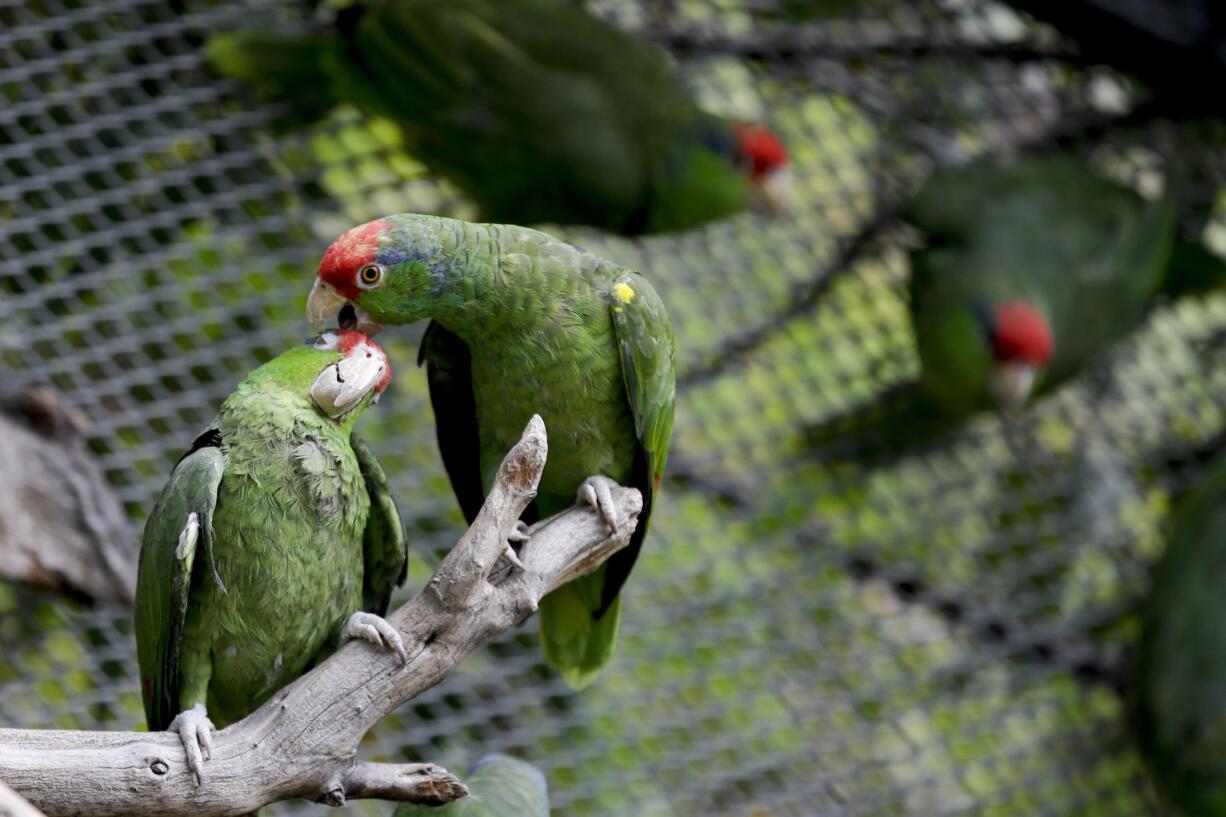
(3, 1), (1225, 814)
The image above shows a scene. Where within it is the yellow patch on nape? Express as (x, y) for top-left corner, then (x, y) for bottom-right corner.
(612, 282), (635, 303)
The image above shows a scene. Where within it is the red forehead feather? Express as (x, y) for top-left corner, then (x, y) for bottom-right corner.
(336, 330), (393, 393)
(992, 301), (1053, 365)
(317, 219), (391, 300)
(732, 122), (788, 179)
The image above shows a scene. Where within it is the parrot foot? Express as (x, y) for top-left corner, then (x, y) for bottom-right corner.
(577, 475), (623, 533)
(497, 521), (529, 572)
(167, 702), (214, 786)
(342, 611), (408, 664)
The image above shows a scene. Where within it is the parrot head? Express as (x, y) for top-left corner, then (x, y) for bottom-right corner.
(983, 300), (1053, 411)
(731, 122), (793, 215)
(308, 216), (476, 335)
(730, 122), (789, 214)
(303, 329), (392, 421)
(307, 218), (406, 336)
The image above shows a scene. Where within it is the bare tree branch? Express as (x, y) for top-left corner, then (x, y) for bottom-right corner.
(0, 383), (135, 603)
(0, 415), (642, 817)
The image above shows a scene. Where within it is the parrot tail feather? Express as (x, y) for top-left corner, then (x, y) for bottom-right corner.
(539, 577), (621, 690)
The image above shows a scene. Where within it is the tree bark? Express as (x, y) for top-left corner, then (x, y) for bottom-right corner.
(0, 415), (642, 817)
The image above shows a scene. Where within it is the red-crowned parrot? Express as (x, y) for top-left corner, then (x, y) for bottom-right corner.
(205, 0), (792, 235)
(306, 214), (676, 688)
(135, 331), (408, 783)
(808, 155), (1226, 463)
(1134, 450), (1226, 815)
(394, 754), (549, 817)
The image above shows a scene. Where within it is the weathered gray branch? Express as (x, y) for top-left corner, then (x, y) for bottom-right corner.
(0, 415), (642, 817)
(0, 383), (136, 603)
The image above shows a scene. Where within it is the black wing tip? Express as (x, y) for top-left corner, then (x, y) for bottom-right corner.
(176, 428), (223, 467)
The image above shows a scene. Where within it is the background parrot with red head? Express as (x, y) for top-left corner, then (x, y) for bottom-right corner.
(206, 0), (792, 236)
(808, 155), (1226, 463)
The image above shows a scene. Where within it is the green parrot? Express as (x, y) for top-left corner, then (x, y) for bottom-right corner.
(394, 754), (549, 817)
(205, 0), (792, 236)
(306, 214), (676, 688)
(135, 330), (408, 783)
(808, 155), (1226, 463)
(1134, 451), (1226, 815)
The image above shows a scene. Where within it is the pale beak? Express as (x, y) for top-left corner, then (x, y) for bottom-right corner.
(756, 166), (795, 215)
(307, 279), (347, 332)
(306, 279), (385, 336)
(989, 362), (1038, 412)
(310, 340), (387, 419)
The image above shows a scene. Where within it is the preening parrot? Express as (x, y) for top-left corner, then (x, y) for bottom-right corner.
(1134, 451), (1226, 816)
(306, 214), (676, 689)
(134, 331), (408, 783)
(807, 155), (1226, 464)
(205, 0), (792, 236)
(394, 754), (549, 817)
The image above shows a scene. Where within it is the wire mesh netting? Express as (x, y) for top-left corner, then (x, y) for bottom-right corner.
(3, 0), (1226, 814)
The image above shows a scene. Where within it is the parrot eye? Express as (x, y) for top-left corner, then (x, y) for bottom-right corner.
(356, 263), (383, 289)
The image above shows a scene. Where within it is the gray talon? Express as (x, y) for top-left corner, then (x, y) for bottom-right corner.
(342, 611), (408, 663)
(578, 475), (622, 533)
(508, 520), (530, 543)
(501, 542), (527, 572)
(168, 702), (214, 786)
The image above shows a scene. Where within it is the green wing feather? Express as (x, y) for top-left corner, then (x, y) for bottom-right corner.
(610, 272), (677, 494)
(134, 437), (225, 731)
(353, 0), (645, 227)
(352, 433), (409, 616)
(540, 271), (676, 688)
(393, 754), (549, 817)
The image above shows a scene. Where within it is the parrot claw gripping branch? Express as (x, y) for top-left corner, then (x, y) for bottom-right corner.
(0, 416), (642, 817)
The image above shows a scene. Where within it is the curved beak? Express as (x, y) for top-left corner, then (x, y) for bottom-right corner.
(310, 340), (388, 419)
(306, 279), (385, 336)
(307, 279), (347, 332)
(989, 362), (1038, 413)
(756, 166), (795, 215)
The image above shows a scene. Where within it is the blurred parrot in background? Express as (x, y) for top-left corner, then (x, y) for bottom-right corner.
(807, 155), (1226, 464)
(205, 0), (792, 236)
(306, 214), (676, 688)
(1134, 450), (1226, 816)
(394, 754), (549, 817)
(135, 331), (408, 783)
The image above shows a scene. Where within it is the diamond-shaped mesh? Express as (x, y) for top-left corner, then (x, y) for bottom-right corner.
(2, 1), (1224, 815)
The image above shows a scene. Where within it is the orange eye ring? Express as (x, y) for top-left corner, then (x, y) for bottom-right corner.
(356, 263), (383, 288)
